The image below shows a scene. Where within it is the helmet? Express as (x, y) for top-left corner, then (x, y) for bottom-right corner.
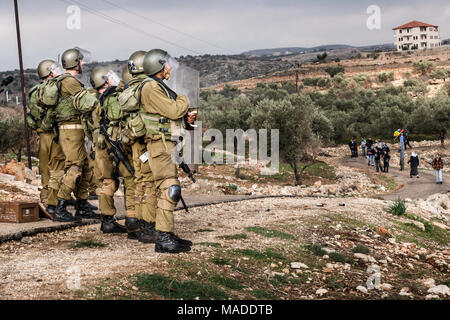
(128, 50), (146, 75)
(90, 67), (120, 90)
(37, 59), (58, 79)
(61, 48), (84, 69)
(90, 66), (109, 89)
(121, 64), (133, 83)
(143, 49), (167, 76)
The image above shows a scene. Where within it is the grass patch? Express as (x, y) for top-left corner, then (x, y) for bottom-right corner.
(378, 174), (397, 191)
(352, 245), (370, 254)
(329, 251), (352, 264)
(304, 244), (326, 256)
(245, 226), (294, 240)
(252, 289), (276, 299)
(210, 257), (233, 266)
(70, 239), (106, 249)
(198, 242), (221, 248)
(327, 276), (345, 289)
(236, 248), (286, 261)
(209, 274), (244, 290)
(387, 198), (407, 216)
(134, 273), (229, 300)
(218, 233), (247, 240)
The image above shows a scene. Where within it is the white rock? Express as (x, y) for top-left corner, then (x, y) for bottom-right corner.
(322, 247), (335, 254)
(290, 262), (308, 269)
(356, 286), (368, 294)
(354, 253), (369, 262)
(315, 288), (328, 296)
(379, 260), (388, 265)
(419, 278), (435, 289)
(411, 221), (425, 232)
(427, 285), (450, 296)
(380, 283), (393, 291)
(425, 294), (440, 300)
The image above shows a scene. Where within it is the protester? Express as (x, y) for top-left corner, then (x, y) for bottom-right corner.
(408, 151), (420, 178)
(377, 139), (383, 149)
(367, 145), (375, 167)
(374, 146), (383, 172)
(440, 130), (446, 147)
(361, 138), (366, 156)
(399, 133), (405, 150)
(366, 137), (373, 149)
(404, 132), (412, 149)
(431, 154), (444, 184)
(382, 150), (390, 173)
(348, 138), (358, 158)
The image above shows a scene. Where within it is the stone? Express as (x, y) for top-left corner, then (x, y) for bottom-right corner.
(314, 180), (322, 188)
(322, 247), (335, 254)
(375, 227), (391, 237)
(427, 285), (450, 296)
(356, 286), (368, 294)
(354, 253), (369, 262)
(379, 259), (388, 265)
(419, 278), (435, 288)
(380, 283), (393, 291)
(399, 287), (412, 297)
(431, 222), (449, 230)
(290, 262), (308, 269)
(315, 288), (328, 296)
(425, 294), (439, 300)
(411, 221), (425, 232)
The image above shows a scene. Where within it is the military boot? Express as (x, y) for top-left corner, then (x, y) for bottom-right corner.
(85, 201), (98, 211)
(138, 221), (157, 243)
(75, 199), (102, 219)
(52, 199), (81, 222)
(46, 205), (56, 216)
(125, 217), (141, 240)
(170, 234), (193, 247)
(100, 215), (127, 234)
(155, 231), (191, 254)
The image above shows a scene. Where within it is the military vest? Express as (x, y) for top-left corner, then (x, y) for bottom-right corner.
(139, 78), (185, 141)
(54, 74), (84, 122)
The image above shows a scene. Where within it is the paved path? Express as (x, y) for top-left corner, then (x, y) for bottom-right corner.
(340, 156), (449, 201)
(0, 194), (275, 243)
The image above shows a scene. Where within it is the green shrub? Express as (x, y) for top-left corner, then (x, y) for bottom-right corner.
(387, 198), (407, 216)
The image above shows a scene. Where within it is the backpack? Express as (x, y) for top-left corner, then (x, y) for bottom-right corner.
(118, 78), (151, 113)
(36, 73), (71, 107)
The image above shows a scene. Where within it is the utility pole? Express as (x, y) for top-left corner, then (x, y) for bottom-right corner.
(14, 0), (32, 169)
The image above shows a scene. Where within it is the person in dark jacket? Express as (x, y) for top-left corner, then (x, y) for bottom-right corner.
(366, 138), (373, 149)
(382, 150), (391, 173)
(404, 132), (412, 149)
(367, 146), (375, 166)
(348, 138), (358, 158)
(408, 151), (420, 178)
(374, 146), (383, 172)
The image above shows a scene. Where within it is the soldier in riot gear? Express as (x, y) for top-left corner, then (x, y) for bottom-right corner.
(138, 48), (197, 253)
(52, 48), (100, 222)
(26, 60), (65, 214)
(119, 50), (157, 243)
(89, 66), (137, 234)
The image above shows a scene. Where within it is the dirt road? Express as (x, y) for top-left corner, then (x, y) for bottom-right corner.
(340, 156), (449, 201)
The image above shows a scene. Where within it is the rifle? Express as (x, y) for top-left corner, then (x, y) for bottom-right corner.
(177, 161), (196, 213)
(99, 120), (136, 179)
(52, 121), (59, 143)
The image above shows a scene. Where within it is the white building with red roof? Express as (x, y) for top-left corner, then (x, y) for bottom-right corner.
(393, 20), (441, 51)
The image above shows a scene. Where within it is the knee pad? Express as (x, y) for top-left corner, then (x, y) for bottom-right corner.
(168, 185), (181, 202)
(63, 166), (82, 190)
(101, 179), (117, 197)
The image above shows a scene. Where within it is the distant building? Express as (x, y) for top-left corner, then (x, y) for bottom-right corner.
(393, 20), (441, 51)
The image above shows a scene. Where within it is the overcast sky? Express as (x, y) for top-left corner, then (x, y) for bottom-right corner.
(1, 0), (449, 71)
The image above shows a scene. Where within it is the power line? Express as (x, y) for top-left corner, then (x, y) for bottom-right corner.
(58, 0), (202, 55)
(100, 0), (234, 54)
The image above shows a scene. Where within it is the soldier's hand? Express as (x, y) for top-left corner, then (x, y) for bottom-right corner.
(187, 111), (197, 124)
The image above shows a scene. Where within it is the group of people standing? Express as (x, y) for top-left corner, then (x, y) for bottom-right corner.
(27, 48), (196, 254)
(350, 135), (445, 184)
(351, 138), (391, 173)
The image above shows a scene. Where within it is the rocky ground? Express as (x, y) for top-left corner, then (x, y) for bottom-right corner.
(0, 141), (448, 300)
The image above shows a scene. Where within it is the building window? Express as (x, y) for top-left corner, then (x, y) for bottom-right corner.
(399, 29), (402, 33)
